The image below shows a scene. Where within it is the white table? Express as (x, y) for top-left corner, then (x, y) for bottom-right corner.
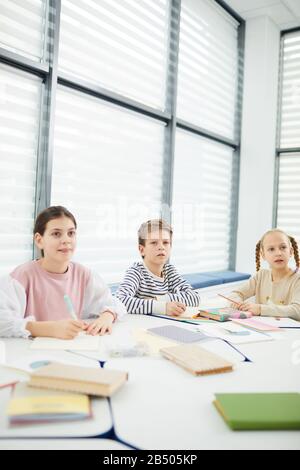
(106, 316), (300, 450)
(1, 315), (300, 450)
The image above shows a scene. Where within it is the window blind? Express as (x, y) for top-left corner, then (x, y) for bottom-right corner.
(171, 129), (234, 274)
(0, 63), (42, 275)
(280, 31), (300, 149)
(58, 0), (169, 110)
(0, 0), (46, 61)
(51, 86), (165, 283)
(277, 153), (300, 244)
(177, 0), (239, 140)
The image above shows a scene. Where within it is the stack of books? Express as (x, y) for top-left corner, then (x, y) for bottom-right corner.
(7, 382), (91, 425)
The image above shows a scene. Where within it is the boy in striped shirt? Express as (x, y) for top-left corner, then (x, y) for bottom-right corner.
(116, 219), (200, 315)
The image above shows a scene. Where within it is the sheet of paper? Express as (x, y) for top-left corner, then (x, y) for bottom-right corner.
(30, 334), (100, 351)
(133, 329), (176, 356)
(256, 317), (300, 328)
(0, 365), (29, 388)
(199, 339), (242, 363)
(195, 324), (275, 345)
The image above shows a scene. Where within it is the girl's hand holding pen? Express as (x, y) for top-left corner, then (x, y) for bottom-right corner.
(51, 319), (88, 339)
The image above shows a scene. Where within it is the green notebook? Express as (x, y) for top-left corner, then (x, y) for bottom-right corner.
(214, 393), (300, 430)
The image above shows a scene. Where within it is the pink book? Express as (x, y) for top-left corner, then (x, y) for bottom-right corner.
(231, 318), (281, 332)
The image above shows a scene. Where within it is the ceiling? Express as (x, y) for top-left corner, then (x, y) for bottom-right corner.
(224, 0), (300, 30)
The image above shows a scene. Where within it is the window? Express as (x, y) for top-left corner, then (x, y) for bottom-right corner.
(0, 63), (42, 275)
(0, 0), (46, 61)
(0, 0), (243, 281)
(51, 86), (165, 282)
(276, 30), (300, 244)
(171, 0), (241, 274)
(58, 0), (169, 109)
(277, 153), (300, 242)
(172, 129), (235, 273)
(177, 0), (239, 140)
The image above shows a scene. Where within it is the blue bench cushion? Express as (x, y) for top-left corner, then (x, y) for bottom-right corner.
(181, 273), (221, 289)
(110, 271), (251, 292)
(200, 271), (251, 285)
(183, 271), (251, 289)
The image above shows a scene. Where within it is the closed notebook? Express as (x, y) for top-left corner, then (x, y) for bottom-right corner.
(7, 382), (91, 426)
(28, 363), (128, 397)
(231, 318), (281, 332)
(147, 325), (207, 343)
(160, 344), (234, 376)
(214, 393), (300, 430)
(199, 308), (252, 322)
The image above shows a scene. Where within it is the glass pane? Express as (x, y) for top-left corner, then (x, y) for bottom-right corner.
(51, 86), (165, 283)
(177, 0), (239, 140)
(280, 32), (300, 148)
(0, 63), (42, 274)
(0, 0), (46, 61)
(58, 0), (169, 110)
(277, 153), (300, 247)
(171, 128), (234, 274)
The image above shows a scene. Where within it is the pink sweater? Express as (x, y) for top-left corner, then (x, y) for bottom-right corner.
(10, 261), (91, 321)
(0, 261), (127, 338)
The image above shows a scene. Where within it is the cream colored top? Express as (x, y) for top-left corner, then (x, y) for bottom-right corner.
(231, 269), (300, 321)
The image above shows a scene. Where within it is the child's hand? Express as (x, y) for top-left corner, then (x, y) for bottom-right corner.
(86, 311), (114, 336)
(51, 320), (88, 339)
(166, 302), (186, 317)
(238, 303), (261, 315)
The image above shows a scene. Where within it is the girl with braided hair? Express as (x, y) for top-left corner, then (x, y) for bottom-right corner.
(229, 229), (300, 321)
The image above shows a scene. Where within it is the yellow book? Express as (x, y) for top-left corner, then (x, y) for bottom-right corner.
(7, 382), (91, 425)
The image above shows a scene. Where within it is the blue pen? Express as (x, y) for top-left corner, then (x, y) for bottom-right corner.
(63, 294), (77, 320)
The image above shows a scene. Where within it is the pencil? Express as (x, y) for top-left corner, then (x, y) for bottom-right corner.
(217, 293), (240, 306)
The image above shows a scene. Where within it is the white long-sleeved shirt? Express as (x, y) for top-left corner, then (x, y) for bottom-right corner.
(116, 262), (200, 315)
(230, 268), (300, 321)
(0, 260), (127, 338)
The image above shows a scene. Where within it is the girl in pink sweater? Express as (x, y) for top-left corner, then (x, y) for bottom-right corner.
(0, 206), (126, 339)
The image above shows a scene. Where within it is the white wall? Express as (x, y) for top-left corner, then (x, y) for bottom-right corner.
(236, 16), (280, 274)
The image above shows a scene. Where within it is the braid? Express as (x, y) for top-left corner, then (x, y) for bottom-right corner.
(255, 241), (261, 271)
(289, 236), (300, 270)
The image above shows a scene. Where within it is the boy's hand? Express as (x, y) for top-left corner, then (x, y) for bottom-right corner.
(51, 320), (88, 339)
(237, 302), (261, 315)
(86, 311), (114, 336)
(166, 302), (186, 317)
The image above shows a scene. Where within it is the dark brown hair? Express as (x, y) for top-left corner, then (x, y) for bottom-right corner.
(34, 206), (77, 257)
(255, 229), (300, 271)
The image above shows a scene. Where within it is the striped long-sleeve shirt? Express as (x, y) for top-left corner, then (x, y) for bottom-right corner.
(116, 262), (200, 315)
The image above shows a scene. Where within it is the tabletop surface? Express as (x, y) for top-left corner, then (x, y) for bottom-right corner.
(0, 312), (300, 450)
